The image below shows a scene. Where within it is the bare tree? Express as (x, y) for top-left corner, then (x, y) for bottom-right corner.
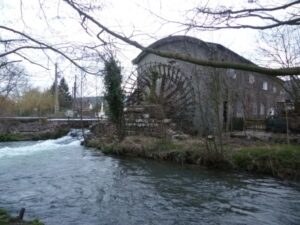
(184, 1), (300, 30)
(0, 58), (28, 99)
(61, 0), (300, 77)
(1, 0), (300, 83)
(258, 26), (300, 143)
(259, 26), (300, 102)
(0, 25), (104, 75)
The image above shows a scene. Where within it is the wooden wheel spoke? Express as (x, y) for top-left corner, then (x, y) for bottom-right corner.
(123, 63), (196, 132)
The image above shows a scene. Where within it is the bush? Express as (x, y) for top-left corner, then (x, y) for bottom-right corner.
(231, 117), (244, 131)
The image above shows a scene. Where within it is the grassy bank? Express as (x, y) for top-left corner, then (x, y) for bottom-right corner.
(86, 136), (300, 180)
(0, 208), (44, 225)
(0, 127), (70, 142)
(233, 145), (300, 179)
(86, 136), (235, 170)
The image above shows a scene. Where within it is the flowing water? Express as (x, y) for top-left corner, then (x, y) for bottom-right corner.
(0, 131), (299, 225)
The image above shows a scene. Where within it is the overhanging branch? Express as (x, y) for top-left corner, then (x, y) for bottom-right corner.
(0, 46), (48, 58)
(63, 0), (300, 76)
(0, 25), (100, 75)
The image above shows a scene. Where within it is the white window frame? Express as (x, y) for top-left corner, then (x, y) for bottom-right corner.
(263, 81), (268, 90)
(228, 69), (236, 79)
(249, 75), (255, 84)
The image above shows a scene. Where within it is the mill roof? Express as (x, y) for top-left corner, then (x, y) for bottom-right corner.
(132, 35), (254, 65)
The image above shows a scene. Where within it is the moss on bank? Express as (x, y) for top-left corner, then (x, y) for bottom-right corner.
(86, 136), (300, 180)
(0, 208), (44, 225)
(0, 127), (70, 142)
(0, 133), (25, 142)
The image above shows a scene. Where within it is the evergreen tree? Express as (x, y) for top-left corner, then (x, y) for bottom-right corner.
(104, 56), (124, 139)
(49, 77), (72, 110)
(58, 77), (72, 109)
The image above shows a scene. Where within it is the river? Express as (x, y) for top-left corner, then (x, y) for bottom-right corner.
(0, 131), (299, 225)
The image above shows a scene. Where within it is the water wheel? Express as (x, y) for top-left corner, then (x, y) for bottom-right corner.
(123, 63), (196, 133)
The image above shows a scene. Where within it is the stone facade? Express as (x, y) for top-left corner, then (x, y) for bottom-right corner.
(132, 36), (285, 135)
(124, 105), (168, 137)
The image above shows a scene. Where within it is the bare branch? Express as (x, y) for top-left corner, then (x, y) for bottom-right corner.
(0, 60), (22, 69)
(14, 52), (50, 70)
(0, 46), (48, 58)
(63, 0), (300, 76)
(0, 25), (100, 75)
(199, 1), (300, 15)
(187, 1), (300, 30)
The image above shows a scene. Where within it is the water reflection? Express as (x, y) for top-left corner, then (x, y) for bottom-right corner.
(115, 158), (300, 225)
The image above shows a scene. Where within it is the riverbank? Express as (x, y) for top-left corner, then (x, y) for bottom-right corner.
(0, 120), (70, 142)
(0, 127), (70, 142)
(233, 145), (300, 179)
(85, 135), (300, 180)
(0, 208), (44, 225)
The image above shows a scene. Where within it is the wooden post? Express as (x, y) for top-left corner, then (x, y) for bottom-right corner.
(54, 63), (59, 114)
(18, 208), (25, 220)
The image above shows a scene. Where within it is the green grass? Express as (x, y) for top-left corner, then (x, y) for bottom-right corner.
(98, 136), (227, 166)
(233, 145), (300, 179)
(88, 135), (300, 179)
(0, 208), (10, 225)
(0, 208), (44, 225)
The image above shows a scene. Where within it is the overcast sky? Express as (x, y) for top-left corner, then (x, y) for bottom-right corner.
(0, 0), (277, 96)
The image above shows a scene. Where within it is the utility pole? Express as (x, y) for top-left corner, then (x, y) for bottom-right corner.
(80, 70), (85, 138)
(73, 74), (77, 113)
(80, 70), (83, 120)
(54, 63), (59, 114)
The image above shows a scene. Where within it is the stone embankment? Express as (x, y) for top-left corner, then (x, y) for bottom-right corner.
(0, 119), (69, 141)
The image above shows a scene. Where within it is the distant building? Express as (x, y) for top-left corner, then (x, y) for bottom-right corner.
(131, 35), (285, 134)
(73, 96), (104, 117)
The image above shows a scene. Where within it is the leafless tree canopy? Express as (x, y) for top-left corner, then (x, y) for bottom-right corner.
(258, 26), (300, 101)
(259, 27), (300, 67)
(0, 58), (28, 98)
(0, 0), (300, 79)
(185, 1), (300, 30)
(60, 0), (300, 76)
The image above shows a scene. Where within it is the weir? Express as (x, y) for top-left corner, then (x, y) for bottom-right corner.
(0, 116), (100, 128)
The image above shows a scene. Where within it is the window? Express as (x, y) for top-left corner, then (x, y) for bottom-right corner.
(228, 69), (236, 79)
(260, 104), (265, 116)
(268, 107), (275, 116)
(263, 81), (268, 90)
(249, 75), (255, 84)
(252, 102), (257, 116)
(273, 86), (277, 93)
